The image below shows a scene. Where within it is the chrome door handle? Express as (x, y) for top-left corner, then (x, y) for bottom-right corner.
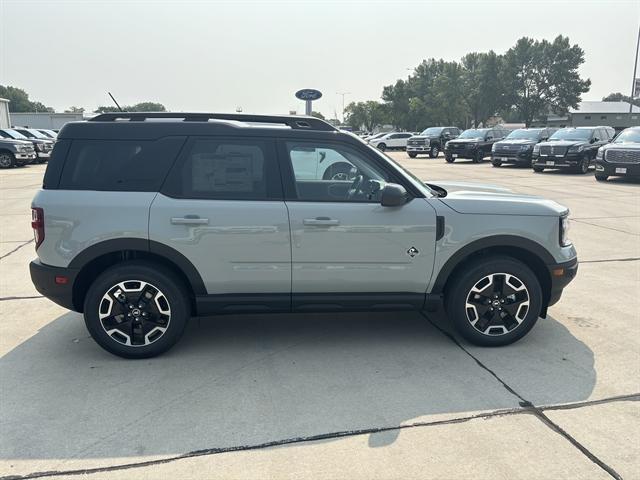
(303, 217), (340, 226)
(170, 216), (209, 225)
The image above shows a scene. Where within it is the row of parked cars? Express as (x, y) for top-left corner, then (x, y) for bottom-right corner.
(0, 127), (58, 168)
(366, 125), (637, 182)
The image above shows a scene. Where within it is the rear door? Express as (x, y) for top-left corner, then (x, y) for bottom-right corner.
(149, 136), (291, 302)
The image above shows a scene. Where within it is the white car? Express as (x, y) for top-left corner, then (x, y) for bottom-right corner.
(369, 132), (414, 151)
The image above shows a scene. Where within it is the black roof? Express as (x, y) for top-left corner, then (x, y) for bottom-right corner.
(59, 112), (347, 141)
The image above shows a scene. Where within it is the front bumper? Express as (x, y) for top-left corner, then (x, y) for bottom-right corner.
(36, 151), (51, 159)
(30, 260), (79, 311)
(445, 147), (476, 159)
(491, 152), (532, 165)
(407, 145), (430, 152)
(15, 152), (37, 164)
(546, 257), (579, 308)
(595, 159), (640, 178)
(532, 152), (586, 168)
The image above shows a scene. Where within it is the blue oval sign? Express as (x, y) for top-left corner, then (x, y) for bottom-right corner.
(295, 89), (322, 101)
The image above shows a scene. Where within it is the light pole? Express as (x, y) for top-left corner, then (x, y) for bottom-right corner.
(630, 23), (640, 113)
(336, 91), (351, 124)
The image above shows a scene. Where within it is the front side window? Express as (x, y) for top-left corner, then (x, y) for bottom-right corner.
(286, 142), (390, 202)
(163, 137), (280, 200)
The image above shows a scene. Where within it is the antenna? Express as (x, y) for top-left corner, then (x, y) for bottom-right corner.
(108, 92), (123, 112)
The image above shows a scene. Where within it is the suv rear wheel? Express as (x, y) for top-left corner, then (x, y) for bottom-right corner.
(377, 143), (387, 152)
(83, 261), (190, 358)
(445, 256), (542, 346)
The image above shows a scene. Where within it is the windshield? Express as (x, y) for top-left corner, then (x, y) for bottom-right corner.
(1, 129), (29, 140)
(420, 127), (444, 136)
(366, 144), (435, 198)
(506, 129), (541, 140)
(549, 129), (592, 141)
(458, 129), (485, 139)
(39, 130), (57, 138)
(24, 129), (49, 139)
(613, 129), (640, 144)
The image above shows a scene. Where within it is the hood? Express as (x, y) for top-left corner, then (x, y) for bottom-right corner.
(603, 142), (640, 151)
(0, 138), (33, 146)
(544, 140), (588, 148)
(495, 139), (538, 146)
(428, 181), (568, 216)
(448, 138), (481, 143)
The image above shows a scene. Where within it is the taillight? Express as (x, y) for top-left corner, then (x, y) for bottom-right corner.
(31, 207), (44, 250)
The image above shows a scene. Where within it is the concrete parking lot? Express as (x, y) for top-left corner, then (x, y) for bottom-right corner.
(1, 154), (638, 480)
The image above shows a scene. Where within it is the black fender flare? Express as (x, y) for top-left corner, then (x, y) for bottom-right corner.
(431, 235), (556, 293)
(68, 238), (207, 295)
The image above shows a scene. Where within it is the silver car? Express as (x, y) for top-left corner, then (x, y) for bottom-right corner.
(30, 113), (578, 358)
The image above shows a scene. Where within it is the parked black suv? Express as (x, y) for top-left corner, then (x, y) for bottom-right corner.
(444, 127), (509, 163)
(594, 126), (640, 181)
(531, 127), (609, 174)
(491, 128), (555, 167)
(407, 127), (461, 158)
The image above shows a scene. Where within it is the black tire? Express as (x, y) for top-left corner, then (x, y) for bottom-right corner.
(83, 261), (190, 359)
(533, 166), (544, 173)
(377, 143), (387, 152)
(322, 162), (354, 181)
(429, 145), (439, 158)
(445, 155), (455, 163)
(445, 256), (542, 347)
(595, 173), (608, 182)
(0, 152), (15, 169)
(473, 150), (484, 163)
(407, 152), (417, 158)
(576, 158), (589, 174)
(492, 159), (502, 167)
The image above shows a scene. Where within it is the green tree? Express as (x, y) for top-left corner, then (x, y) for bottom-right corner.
(602, 92), (640, 107)
(503, 36), (590, 126)
(461, 51), (505, 127)
(94, 102), (166, 113)
(0, 85), (54, 112)
(65, 106), (85, 113)
(310, 111), (326, 120)
(344, 101), (389, 132)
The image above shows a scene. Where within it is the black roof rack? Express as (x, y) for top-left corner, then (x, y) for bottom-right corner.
(89, 112), (337, 132)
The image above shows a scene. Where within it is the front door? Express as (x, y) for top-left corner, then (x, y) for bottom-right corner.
(279, 140), (437, 310)
(149, 136), (291, 307)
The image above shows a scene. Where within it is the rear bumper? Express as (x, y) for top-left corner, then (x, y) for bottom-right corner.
(595, 159), (640, 177)
(30, 260), (79, 311)
(547, 257), (579, 308)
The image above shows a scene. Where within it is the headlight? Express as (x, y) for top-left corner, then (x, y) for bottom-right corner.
(568, 145), (584, 153)
(520, 144), (533, 152)
(491, 144), (497, 152)
(560, 215), (571, 247)
(596, 147), (604, 160)
(445, 141), (450, 148)
(533, 144), (540, 154)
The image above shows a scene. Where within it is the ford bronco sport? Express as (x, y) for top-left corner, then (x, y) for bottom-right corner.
(30, 113), (578, 358)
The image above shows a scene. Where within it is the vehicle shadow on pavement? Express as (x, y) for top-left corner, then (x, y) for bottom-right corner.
(0, 310), (594, 463)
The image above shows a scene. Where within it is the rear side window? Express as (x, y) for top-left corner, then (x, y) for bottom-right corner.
(162, 137), (281, 200)
(59, 137), (185, 191)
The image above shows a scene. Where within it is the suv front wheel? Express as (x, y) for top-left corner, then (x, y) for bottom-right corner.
(445, 256), (542, 346)
(83, 261), (190, 358)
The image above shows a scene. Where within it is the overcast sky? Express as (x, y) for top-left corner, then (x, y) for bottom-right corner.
(0, 0), (638, 117)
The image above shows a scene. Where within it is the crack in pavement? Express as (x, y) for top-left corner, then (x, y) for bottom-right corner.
(2, 394), (637, 480)
(572, 218), (639, 236)
(422, 313), (624, 480)
(580, 257), (639, 264)
(0, 295), (44, 302)
(0, 239), (34, 260)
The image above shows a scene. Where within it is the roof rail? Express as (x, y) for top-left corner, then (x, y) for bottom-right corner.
(88, 112), (337, 131)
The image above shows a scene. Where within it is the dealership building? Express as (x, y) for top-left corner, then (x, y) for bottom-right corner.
(533, 101), (640, 131)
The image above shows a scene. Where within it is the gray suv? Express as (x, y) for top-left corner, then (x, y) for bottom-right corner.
(30, 113), (578, 358)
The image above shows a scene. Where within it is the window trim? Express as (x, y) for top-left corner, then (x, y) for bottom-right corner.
(276, 138), (416, 204)
(160, 136), (284, 201)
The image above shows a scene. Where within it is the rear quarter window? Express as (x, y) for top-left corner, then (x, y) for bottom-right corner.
(58, 137), (186, 191)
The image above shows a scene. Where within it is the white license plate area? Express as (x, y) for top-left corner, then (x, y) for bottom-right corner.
(545, 161), (555, 166)
(615, 167), (627, 174)
(452, 154), (458, 158)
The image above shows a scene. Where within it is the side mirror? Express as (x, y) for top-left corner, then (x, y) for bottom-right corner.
(381, 183), (408, 207)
